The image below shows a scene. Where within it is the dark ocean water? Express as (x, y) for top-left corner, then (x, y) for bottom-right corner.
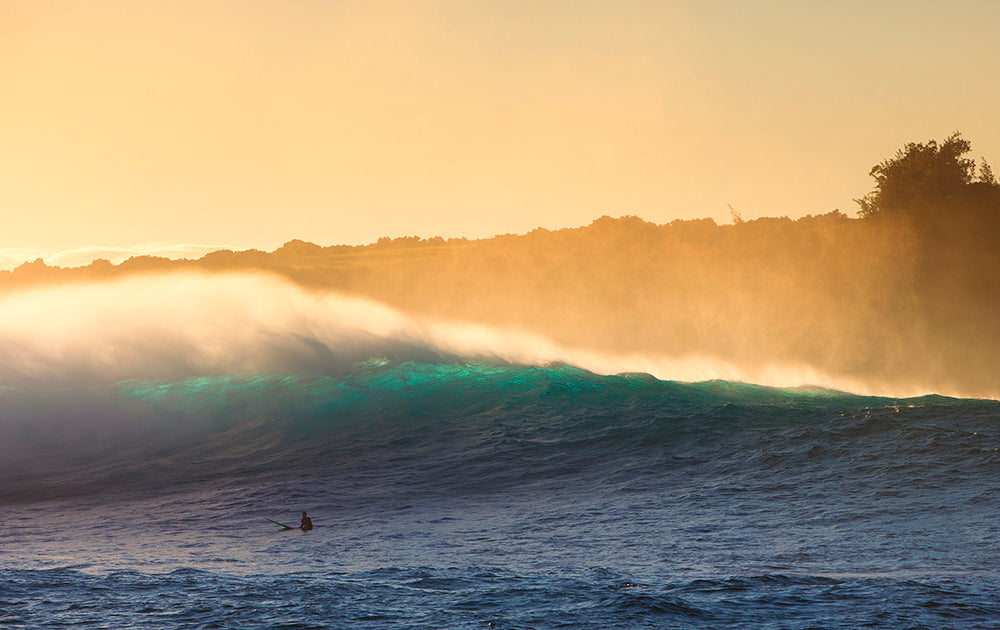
(2, 360), (999, 629)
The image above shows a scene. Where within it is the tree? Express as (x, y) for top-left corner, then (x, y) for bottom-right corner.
(855, 132), (976, 220)
(979, 158), (996, 185)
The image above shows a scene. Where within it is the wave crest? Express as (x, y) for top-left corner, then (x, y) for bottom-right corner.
(0, 272), (927, 396)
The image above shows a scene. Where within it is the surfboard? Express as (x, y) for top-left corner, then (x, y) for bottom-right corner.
(267, 518), (298, 530)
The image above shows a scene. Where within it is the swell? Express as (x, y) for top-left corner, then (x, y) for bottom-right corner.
(2, 359), (997, 504)
(2, 273), (998, 503)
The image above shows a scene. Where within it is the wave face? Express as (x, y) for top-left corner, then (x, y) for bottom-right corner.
(4, 357), (998, 506)
(1, 272), (998, 505)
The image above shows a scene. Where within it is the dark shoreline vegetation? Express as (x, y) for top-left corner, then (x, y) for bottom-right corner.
(4, 134), (999, 396)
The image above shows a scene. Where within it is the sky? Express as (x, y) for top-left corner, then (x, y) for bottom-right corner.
(2, 0), (999, 268)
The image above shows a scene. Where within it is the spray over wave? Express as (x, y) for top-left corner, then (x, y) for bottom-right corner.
(0, 271), (894, 395)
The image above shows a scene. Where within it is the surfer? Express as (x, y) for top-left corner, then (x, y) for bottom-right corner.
(300, 511), (313, 531)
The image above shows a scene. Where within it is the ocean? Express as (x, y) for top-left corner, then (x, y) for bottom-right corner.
(2, 275), (999, 628)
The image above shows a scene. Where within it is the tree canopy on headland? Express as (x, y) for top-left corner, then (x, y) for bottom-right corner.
(2, 134), (998, 397)
(856, 131), (1000, 225)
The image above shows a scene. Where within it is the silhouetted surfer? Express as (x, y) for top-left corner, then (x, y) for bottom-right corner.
(300, 511), (313, 531)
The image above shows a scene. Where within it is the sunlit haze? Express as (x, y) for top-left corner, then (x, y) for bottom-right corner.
(3, 0), (999, 259)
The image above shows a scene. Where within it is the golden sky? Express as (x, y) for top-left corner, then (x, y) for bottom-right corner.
(2, 0), (999, 263)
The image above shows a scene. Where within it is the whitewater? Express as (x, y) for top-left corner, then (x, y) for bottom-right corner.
(2, 273), (999, 628)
